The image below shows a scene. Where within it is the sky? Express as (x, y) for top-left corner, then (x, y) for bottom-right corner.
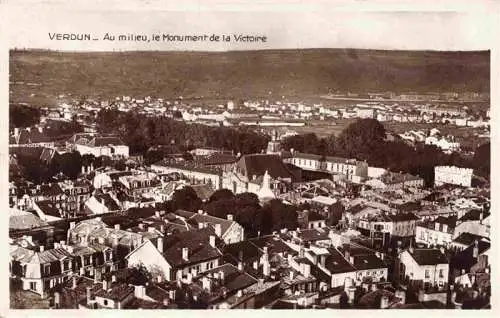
(3, 0), (496, 52)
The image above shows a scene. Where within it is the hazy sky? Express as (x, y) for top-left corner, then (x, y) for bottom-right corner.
(4, 0), (496, 51)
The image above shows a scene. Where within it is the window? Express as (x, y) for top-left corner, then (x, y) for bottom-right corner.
(420, 230), (425, 240)
(439, 269), (444, 278)
(30, 282), (37, 291)
(44, 264), (51, 276)
(63, 261), (70, 271)
(103, 299), (108, 306)
(425, 269), (430, 278)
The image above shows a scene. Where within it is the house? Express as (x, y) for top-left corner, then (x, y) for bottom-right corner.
(188, 263), (271, 309)
(33, 200), (64, 221)
(118, 172), (161, 199)
(151, 160), (223, 190)
(434, 166), (473, 188)
(415, 216), (456, 247)
(10, 244), (73, 298)
(125, 227), (223, 281)
(174, 209), (245, 244)
(397, 248), (449, 291)
(223, 154), (296, 196)
(10, 127), (55, 148)
(58, 179), (94, 214)
(75, 136), (129, 158)
(84, 192), (122, 215)
(356, 211), (419, 248)
(365, 172), (424, 190)
(450, 232), (489, 252)
(283, 151), (367, 181)
(450, 238), (490, 275)
(453, 209), (490, 239)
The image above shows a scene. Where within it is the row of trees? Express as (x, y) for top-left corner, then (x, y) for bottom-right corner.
(168, 187), (299, 238)
(96, 109), (270, 155)
(282, 119), (490, 185)
(10, 104), (41, 129)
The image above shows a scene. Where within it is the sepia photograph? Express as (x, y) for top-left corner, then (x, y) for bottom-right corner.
(4, 1), (495, 312)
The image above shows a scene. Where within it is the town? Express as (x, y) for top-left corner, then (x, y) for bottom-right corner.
(9, 88), (490, 309)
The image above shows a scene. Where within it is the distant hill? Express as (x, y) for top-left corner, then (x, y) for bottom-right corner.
(9, 49), (490, 105)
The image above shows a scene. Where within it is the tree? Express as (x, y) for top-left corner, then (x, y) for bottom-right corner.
(56, 151), (82, 180)
(208, 189), (235, 203)
(473, 142), (490, 179)
(171, 187), (202, 212)
(336, 118), (386, 160)
(9, 104), (41, 128)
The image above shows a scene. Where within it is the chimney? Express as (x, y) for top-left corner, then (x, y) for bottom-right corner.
(219, 271), (225, 283)
(237, 290), (243, 298)
(209, 235), (216, 248)
(214, 224), (222, 237)
(157, 237), (164, 253)
(263, 261), (271, 277)
(227, 214), (233, 221)
(347, 287), (356, 304)
(303, 264), (311, 278)
(202, 277), (212, 292)
(182, 247), (189, 261)
(380, 295), (389, 309)
(114, 224), (120, 230)
(72, 276), (78, 289)
(198, 222), (204, 229)
(198, 209), (203, 215)
(39, 245), (45, 252)
(111, 275), (117, 283)
(238, 262), (244, 271)
(54, 243), (60, 249)
(162, 298), (169, 307)
(409, 247), (414, 254)
(86, 287), (92, 304)
(395, 290), (406, 304)
(157, 275), (163, 283)
(472, 240), (479, 259)
(344, 248), (350, 261)
(169, 290), (176, 301)
(134, 285), (146, 299)
(253, 260), (259, 270)
(349, 256), (354, 264)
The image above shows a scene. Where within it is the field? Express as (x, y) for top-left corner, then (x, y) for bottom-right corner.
(9, 49), (490, 107)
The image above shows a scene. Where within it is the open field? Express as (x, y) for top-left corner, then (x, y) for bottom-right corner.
(10, 49), (490, 107)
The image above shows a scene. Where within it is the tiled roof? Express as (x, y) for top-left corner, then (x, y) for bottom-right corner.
(324, 248), (356, 274)
(174, 210), (233, 236)
(9, 208), (48, 230)
(24, 247), (73, 264)
(162, 227), (223, 268)
(35, 200), (62, 218)
(201, 263), (257, 295)
(94, 193), (121, 211)
(87, 137), (126, 147)
(94, 283), (134, 301)
(452, 233), (488, 247)
(237, 154), (295, 180)
(458, 209), (490, 222)
(196, 153), (238, 166)
(190, 184), (215, 201)
(408, 248), (448, 265)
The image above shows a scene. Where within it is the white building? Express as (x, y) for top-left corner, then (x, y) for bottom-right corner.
(434, 166), (473, 188)
(75, 136), (129, 158)
(398, 248), (449, 290)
